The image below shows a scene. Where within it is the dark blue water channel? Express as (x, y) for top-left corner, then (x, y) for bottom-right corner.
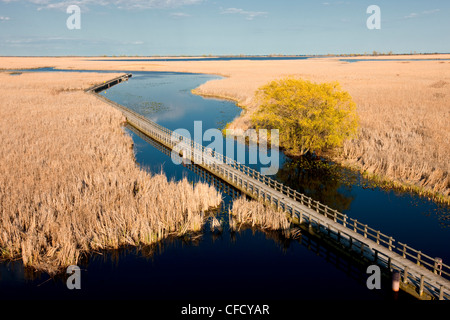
(92, 56), (450, 63)
(340, 58), (450, 63)
(1, 69), (449, 303)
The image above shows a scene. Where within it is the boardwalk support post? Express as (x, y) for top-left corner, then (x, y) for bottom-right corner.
(419, 275), (425, 296)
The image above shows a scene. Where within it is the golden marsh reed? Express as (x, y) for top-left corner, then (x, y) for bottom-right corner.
(1, 56), (448, 202)
(229, 197), (300, 239)
(191, 59), (450, 203)
(0, 72), (222, 274)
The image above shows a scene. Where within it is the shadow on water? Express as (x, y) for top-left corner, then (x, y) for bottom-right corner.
(275, 155), (356, 213)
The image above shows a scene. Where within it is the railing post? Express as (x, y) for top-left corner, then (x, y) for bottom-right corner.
(417, 251), (421, 266)
(376, 231), (380, 244)
(419, 275), (424, 296)
(434, 257), (443, 276)
(353, 219), (357, 232)
(402, 244), (407, 258)
(388, 237), (393, 251)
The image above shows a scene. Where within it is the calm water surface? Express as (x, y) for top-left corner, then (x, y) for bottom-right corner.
(92, 56), (311, 62)
(340, 58), (450, 63)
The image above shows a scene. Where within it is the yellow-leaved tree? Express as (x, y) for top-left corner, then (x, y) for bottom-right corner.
(252, 77), (359, 156)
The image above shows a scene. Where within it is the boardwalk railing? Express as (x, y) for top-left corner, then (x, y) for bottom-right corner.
(126, 123), (243, 200)
(87, 73), (450, 300)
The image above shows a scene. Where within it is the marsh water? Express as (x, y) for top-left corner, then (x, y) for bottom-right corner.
(92, 55), (311, 62)
(0, 69), (449, 301)
(92, 56), (450, 63)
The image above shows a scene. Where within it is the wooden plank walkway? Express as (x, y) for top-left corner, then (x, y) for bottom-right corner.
(87, 73), (450, 300)
(126, 123), (243, 200)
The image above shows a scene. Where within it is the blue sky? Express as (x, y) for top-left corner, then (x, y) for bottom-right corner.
(0, 0), (449, 56)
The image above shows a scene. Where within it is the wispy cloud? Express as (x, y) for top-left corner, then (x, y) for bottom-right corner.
(1, 0), (204, 11)
(0, 16), (11, 21)
(221, 7), (267, 20)
(404, 12), (418, 19)
(3, 36), (81, 46)
(116, 0), (203, 10)
(422, 9), (440, 15)
(404, 8), (440, 19)
(322, 1), (350, 6)
(170, 12), (191, 18)
(1, 36), (144, 47)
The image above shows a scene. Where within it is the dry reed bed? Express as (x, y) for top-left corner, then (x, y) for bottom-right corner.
(1, 57), (448, 201)
(0, 72), (222, 274)
(229, 197), (300, 239)
(336, 78), (449, 200)
(191, 60), (450, 202)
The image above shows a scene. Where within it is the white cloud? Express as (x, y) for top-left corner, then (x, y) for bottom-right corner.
(404, 9), (440, 19)
(404, 12), (418, 19)
(170, 12), (191, 18)
(4, 36), (78, 45)
(0, 16), (11, 21)
(0, 0), (204, 11)
(322, 1), (350, 6)
(116, 0), (203, 10)
(422, 9), (440, 15)
(1, 36), (146, 49)
(221, 7), (267, 20)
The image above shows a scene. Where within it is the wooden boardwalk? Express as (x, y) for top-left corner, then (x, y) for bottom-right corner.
(87, 73), (450, 300)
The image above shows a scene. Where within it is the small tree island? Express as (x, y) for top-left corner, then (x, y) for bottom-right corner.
(252, 77), (359, 157)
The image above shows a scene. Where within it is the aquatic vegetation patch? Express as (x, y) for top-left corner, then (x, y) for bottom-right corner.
(133, 100), (169, 116)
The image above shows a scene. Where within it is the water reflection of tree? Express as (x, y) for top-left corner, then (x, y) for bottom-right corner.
(274, 155), (356, 213)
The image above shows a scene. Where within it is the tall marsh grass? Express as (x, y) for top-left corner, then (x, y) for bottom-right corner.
(1, 57), (447, 200)
(191, 60), (450, 203)
(0, 72), (222, 274)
